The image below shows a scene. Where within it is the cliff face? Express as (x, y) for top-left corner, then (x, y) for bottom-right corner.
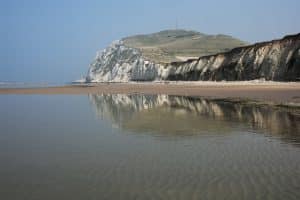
(86, 33), (300, 82)
(86, 41), (159, 82)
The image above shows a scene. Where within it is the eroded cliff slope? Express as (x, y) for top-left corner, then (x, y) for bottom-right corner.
(86, 31), (300, 82)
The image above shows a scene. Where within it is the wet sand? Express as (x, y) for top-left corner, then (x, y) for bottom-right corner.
(0, 82), (300, 105)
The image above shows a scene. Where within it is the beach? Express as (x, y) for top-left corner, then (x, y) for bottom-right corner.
(1, 81), (300, 106)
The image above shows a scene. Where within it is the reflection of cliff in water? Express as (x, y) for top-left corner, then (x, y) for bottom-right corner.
(89, 94), (300, 142)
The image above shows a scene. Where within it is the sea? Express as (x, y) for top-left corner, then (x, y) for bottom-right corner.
(0, 93), (299, 200)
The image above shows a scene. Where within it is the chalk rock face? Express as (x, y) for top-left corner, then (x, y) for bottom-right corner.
(86, 32), (300, 82)
(86, 40), (160, 82)
(165, 34), (300, 81)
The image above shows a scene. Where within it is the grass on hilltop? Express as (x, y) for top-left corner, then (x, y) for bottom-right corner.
(123, 29), (248, 63)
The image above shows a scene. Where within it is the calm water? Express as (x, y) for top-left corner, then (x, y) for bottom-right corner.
(0, 94), (299, 200)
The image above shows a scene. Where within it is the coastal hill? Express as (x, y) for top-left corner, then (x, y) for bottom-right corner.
(86, 30), (300, 82)
(123, 29), (248, 63)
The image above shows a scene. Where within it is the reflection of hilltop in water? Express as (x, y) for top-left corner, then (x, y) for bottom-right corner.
(89, 94), (300, 142)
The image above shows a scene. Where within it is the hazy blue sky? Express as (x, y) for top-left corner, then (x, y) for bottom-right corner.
(1, 0), (299, 82)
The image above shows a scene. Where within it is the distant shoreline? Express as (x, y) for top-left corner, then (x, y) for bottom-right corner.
(0, 81), (300, 107)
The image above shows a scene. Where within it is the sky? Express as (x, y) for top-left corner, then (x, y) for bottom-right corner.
(1, 0), (299, 83)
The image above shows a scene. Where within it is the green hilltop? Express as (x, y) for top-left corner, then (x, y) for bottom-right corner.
(123, 29), (248, 63)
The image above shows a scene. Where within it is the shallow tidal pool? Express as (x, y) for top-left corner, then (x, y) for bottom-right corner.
(0, 94), (299, 200)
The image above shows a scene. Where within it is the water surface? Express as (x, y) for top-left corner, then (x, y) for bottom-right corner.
(0, 94), (299, 200)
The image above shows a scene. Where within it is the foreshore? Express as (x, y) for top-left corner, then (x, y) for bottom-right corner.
(1, 81), (300, 106)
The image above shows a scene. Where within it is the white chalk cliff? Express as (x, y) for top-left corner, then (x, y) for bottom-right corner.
(86, 31), (300, 82)
(86, 40), (160, 82)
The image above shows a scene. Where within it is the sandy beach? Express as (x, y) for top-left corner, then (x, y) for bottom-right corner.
(1, 81), (300, 106)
